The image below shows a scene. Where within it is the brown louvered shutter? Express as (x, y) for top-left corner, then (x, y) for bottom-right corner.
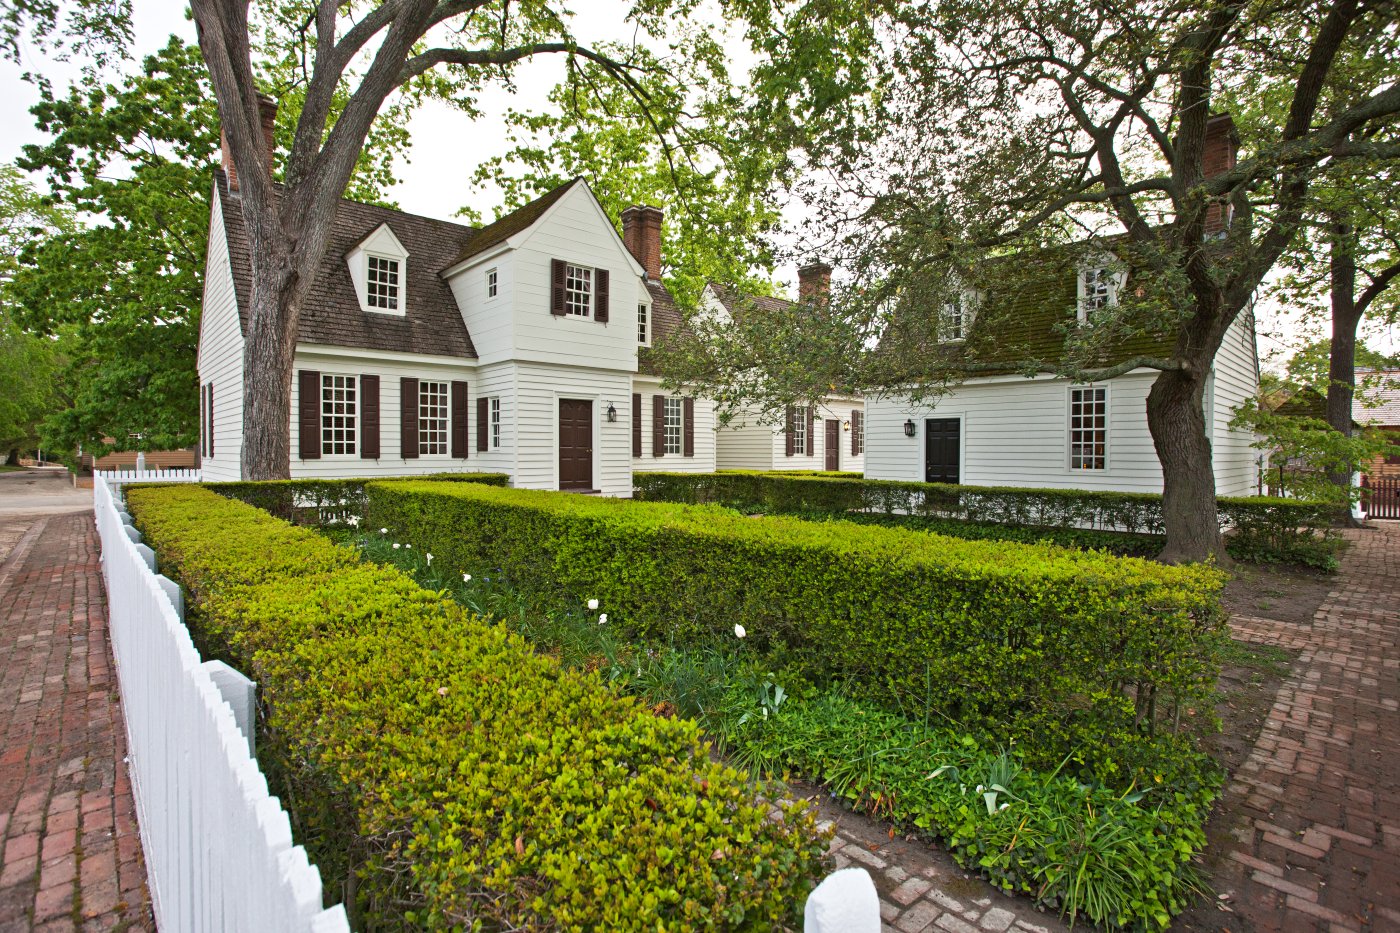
(477, 396), (489, 451)
(551, 259), (567, 315)
(594, 268), (610, 322)
(298, 371), (321, 459)
(683, 397), (695, 457)
(784, 405), (795, 457)
(360, 375), (380, 459)
(652, 394), (666, 457)
(400, 377), (419, 458)
(807, 406), (816, 456)
(205, 383), (214, 458)
(851, 409), (860, 456)
(632, 393), (642, 457)
(451, 381), (469, 458)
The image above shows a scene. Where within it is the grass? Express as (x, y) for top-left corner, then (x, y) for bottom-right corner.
(1219, 638), (1295, 683)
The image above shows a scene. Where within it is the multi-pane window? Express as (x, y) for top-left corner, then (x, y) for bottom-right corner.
(1069, 386), (1108, 471)
(792, 411), (807, 455)
(638, 303), (649, 344)
(941, 298), (968, 341)
(367, 255), (401, 310)
(490, 397), (502, 449)
(487, 267), (498, 298)
(565, 264), (592, 317)
(419, 381), (449, 455)
(853, 414), (864, 455)
(664, 397), (683, 455)
(321, 374), (357, 456)
(1079, 267), (1113, 320)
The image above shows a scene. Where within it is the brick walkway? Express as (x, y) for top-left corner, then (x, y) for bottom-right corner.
(1203, 522), (1400, 932)
(0, 514), (152, 932)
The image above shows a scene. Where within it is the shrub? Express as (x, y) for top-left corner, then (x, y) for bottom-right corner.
(366, 480), (1228, 785)
(125, 484), (826, 931)
(633, 471), (1342, 568)
(204, 472), (508, 526)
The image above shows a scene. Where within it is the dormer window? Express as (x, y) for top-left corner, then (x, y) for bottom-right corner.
(1077, 261), (1127, 323)
(367, 256), (401, 310)
(347, 223), (409, 316)
(939, 289), (979, 342)
(638, 303), (650, 345)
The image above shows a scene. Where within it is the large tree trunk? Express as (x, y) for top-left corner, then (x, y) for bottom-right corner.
(1147, 364), (1229, 565)
(1326, 216), (1361, 501)
(239, 224), (306, 480)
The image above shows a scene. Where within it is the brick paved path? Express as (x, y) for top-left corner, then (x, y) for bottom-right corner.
(0, 514), (152, 932)
(1203, 523), (1400, 932)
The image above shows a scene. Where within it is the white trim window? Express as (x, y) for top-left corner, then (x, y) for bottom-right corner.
(664, 397), (683, 455)
(367, 255), (401, 311)
(486, 267), (498, 298)
(321, 374), (357, 456)
(565, 264), (592, 317)
(1077, 263), (1126, 322)
(638, 303), (650, 345)
(1069, 386), (1108, 471)
(853, 412), (864, 455)
(793, 412), (807, 455)
(419, 380), (449, 455)
(490, 396), (502, 449)
(940, 291), (979, 342)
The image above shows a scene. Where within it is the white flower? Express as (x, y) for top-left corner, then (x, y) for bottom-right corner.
(348, 516), (359, 527)
(734, 624), (747, 639)
(598, 613), (608, 625)
(587, 598), (599, 611)
(426, 553), (433, 565)
(405, 543), (412, 549)
(393, 543), (401, 550)
(463, 573), (472, 583)
(380, 528), (388, 534)
(975, 785), (984, 794)
(998, 803), (1010, 811)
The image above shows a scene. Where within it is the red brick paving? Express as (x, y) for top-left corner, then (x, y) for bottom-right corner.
(1207, 523), (1400, 932)
(0, 514), (151, 932)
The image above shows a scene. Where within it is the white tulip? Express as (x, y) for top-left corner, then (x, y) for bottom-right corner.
(587, 598), (599, 610)
(463, 573), (472, 583)
(734, 624), (747, 639)
(598, 613), (608, 625)
(392, 543), (401, 550)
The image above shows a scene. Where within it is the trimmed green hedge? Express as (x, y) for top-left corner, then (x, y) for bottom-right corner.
(634, 471), (1342, 568)
(126, 484), (826, 931)
(204, 472), (509, 526)
(366, 480), (1227, 784)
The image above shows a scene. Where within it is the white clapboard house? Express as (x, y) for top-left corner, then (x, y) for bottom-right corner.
(197, 118), (717, 494)
(864, 117), (1259, 495)
(702, 266), (866, 474)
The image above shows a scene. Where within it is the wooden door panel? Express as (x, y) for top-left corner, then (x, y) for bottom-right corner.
(559, 399), (593, 490)
(924, 418), (960, 484)
(824, 419), (840, 471)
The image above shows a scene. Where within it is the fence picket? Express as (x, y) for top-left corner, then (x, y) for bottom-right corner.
(94, 474), (348, 933)
(1362, 476), (1400, 520)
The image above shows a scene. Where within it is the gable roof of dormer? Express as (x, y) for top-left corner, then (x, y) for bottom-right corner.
(345, 220), (410, 260)
(216, 171), (477, 358)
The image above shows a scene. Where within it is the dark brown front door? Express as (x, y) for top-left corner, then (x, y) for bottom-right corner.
(924, 418), (959, 484)
(559, 399), (593, 490)
(825, 419), (840, 471)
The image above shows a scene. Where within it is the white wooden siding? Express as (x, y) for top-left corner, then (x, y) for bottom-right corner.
(715, 411), (777, 470)
(631, 379), (717, 475)
(1210, 309), (1262, 496)
(196, 190), (246, 481)
(715, 399), (865, 472)
(511, 361), (634, 496)
(445, 250), (515, 365)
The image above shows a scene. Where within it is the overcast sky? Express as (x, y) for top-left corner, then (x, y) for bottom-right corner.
(0, 0), (1393, 364)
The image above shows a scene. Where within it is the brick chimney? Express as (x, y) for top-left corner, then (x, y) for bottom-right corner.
(1203, 112), (1239, 235)
(621, 205), (663, 280)
(221, 93), (279, 192)
(797, 261), (832, 305)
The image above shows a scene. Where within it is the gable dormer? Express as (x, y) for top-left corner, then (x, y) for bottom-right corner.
(1076, 251), (1128, 324)
(347, 223), (409, 316)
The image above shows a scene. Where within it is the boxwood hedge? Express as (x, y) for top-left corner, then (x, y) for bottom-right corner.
(125, 484), (827, 931)
(634, 471), (1342, 568)
(365, 480), (1228, 784)
(205, 472), (509, 526)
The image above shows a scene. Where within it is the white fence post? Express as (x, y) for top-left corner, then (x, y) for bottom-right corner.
(95, 474), (348, 933)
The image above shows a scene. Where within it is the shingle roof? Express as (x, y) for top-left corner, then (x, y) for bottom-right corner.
(1355, 369), (1400, 426)
(217, 172), (478, 358)
(443, 178), (580, 270)
(708, 284), (796, 317)
(638, 280), (685, 376)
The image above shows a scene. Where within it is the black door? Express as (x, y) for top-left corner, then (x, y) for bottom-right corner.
(825, 420), (840, 471)
(924, 418), (959, 484)
(559, 399), (593, 490)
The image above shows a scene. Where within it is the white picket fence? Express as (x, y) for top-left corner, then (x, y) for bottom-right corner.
(96, 467), (203, 496)
(95, 474), (349, 933)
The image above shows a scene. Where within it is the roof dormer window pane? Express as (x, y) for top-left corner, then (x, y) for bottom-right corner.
(368, 255), (401, 310)
(565, 264), (592, 317)
(1079, 266), (1113, 320)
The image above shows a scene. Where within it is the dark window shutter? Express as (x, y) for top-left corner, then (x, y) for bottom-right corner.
(400, 377), (419, 458)
(477, 396), (489, 451)
(594, 268), (610, 322)
(683, 397), (695, 457)
(632, 392), (642, 458)
(851, 409), (860, 456)
(451, 380), (469, 458)
(652, 394), (666, 457)
(207, 383), (214, 457)
(551, 258), (567, 315)
(807, 406), (816, 456)
(784, 405), (795, 457)
(201, 383), (210, 458)
(361, 375), (380, 459)
(298, 370), (321, 460)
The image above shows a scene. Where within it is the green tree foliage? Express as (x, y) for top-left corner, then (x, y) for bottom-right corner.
(0, 0), (130, 67)
(1233, 399), (1398, 504)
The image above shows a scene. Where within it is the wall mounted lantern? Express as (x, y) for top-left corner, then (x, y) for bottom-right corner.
(903, 419), (917, 438)
(606, 403), (618, 423)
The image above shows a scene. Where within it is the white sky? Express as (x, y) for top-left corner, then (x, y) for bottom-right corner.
(0, 0), (1393, 366)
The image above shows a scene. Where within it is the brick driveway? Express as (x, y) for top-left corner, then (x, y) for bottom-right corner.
(0, 509), (151, 932)
(1200, 522), (1400, 932)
